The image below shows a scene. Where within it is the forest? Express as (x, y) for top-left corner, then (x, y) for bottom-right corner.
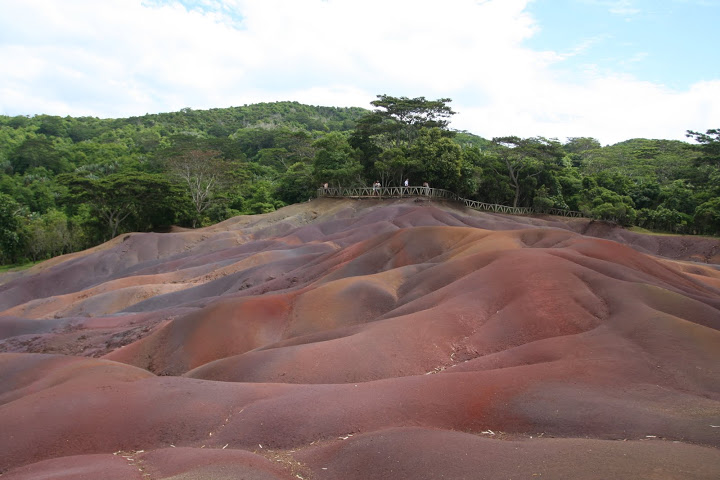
(1, 96), (719, 266)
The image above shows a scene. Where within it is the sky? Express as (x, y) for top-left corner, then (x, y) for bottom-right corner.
(0, 0), (718, 145)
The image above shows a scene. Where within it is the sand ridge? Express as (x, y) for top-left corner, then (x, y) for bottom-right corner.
(0, 197), (718, 478)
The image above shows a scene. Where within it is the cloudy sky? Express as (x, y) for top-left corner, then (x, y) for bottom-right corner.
(1, 0), (718, 144)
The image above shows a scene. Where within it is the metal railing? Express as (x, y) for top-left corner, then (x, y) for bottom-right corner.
(316, 186), (584, 218)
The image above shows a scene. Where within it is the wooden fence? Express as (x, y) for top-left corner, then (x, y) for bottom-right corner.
(316, 186), (584, 218)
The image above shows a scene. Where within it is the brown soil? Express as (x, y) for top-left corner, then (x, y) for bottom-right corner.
(1, 198), (718, 478)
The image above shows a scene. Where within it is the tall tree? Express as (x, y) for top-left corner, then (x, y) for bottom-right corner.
(490, 136), (565, 207)
(166, 150), (231, 227)
(579, 186), (637, 226)
(686, 128), (720, 166)
(24, 209), (74, 261)
(350, 95), (456, 184)
(10, 136), (68, 174)
(0, 193), (25, 264)
(408, 128), (464, 190)
(59, 172), (180, 238)
(312, 132), (361, 188)
(277, 162), (315, 204)
(371, 94), (455, 131)
(563, 137), (601, 154)
(694, 197), (720, 235)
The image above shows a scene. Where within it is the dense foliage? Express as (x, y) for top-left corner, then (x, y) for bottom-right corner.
(1, 97), (718, 265)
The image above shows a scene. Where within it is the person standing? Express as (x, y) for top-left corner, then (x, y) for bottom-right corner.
(404, 178), (409, 187)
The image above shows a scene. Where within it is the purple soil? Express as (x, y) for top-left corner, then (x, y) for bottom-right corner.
(296, 427), (720, 480)
(0, 198), (718, 478)
(3, 448), (295, 480)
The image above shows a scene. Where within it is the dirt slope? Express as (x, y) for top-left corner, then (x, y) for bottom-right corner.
(1, 197), (719, 479)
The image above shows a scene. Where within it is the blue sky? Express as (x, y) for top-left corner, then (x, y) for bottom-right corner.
(0, 0), (718, 144)
(526, 0), (720, 89)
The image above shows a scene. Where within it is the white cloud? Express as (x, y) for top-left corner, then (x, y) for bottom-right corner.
(458, 74), (720, 145)
(579, 0), (642, 17)
(0, 0), (718, 144)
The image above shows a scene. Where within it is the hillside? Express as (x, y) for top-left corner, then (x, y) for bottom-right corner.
(1, 198), (719, 479)
(3, 99), (718, 269)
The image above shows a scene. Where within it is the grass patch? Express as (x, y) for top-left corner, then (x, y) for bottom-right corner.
(628, 226), (680, 236)
(627, 226), (719, 239)
(0, 260), (41, 274)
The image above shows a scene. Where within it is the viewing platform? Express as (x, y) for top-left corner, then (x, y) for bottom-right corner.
(317, 186), (584, 218)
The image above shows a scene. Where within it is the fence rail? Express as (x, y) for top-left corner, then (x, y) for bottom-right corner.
(316, 186), (584, 218)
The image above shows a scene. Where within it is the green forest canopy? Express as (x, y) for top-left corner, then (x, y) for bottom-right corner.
(1, 97), (718, 265)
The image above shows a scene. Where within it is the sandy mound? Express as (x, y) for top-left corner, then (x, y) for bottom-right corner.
(0, 198), (718, 477)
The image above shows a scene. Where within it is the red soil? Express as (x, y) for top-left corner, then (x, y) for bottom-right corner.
(0, 198), (718, 478)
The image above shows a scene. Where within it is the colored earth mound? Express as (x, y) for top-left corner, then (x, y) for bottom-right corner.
(1, 197), (719, 479)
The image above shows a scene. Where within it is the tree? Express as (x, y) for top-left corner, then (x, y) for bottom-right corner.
(490, 136), (565, 207)
(36, 115), (68, 138)
(374, 147), (416, 187)
(24, 209), (74, 261)
(630, 180), (661, 210)
(59, 172), (180, 238)
(10, 135), (69, 174)
(277, 162), (315, 204)
(244, 181), (285, 214)
(408, 128), (464, 190)
(579, 186), (637, 226)
(371, 94), (455, 132)
(686, 128), (720, 166)
(312, 132), (362, 188)
(564, 137), (601, 154)
(553, 168), (582, 210)
(256, 148), (292, 172)
(636, 206), (692, 234)
(265, 129), (316, 168)
(350, 95), (456, 184)
(694, 197), (720, 235)
(0, 193), (26, 264)
(659, 180), (697, 215)
(166, 149), (232, 228)
(563, 137), (601, 168)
